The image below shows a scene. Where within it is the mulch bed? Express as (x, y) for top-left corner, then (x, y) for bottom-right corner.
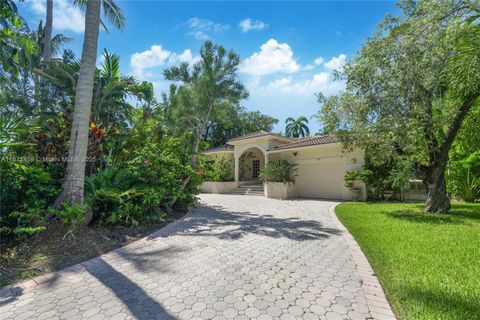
(0, 211), (186, 288)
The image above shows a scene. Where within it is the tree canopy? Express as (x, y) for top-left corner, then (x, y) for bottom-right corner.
(317, 0), (480, 212)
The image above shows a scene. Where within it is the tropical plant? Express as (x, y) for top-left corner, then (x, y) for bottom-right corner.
(85, 134), (198, 226)
(0, 161), (59, 241)
(55, 0), (125, 206)
(0, 110), (39, 148)
(285, 116), (310, 138)
(204, 157), (233, 182)
(0, 0), (37, 75)
(164, 40), (248, 206)
(49, 202), (87, 240)
(260, 160), (297, 184)
(447, 151), (480, 202)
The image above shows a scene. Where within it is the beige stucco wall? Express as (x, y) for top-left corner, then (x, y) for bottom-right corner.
(204, 137), (367, 201)
(268, 144), (366, 201)
(200, 181), (238, 194)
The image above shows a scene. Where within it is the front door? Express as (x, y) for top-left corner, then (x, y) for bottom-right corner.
(252, 159), (260, 179)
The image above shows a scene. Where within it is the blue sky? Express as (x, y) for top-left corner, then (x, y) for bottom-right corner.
(19, 0), (397, 133)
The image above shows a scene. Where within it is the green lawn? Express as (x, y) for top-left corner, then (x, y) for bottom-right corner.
(335, 202), (480, 320)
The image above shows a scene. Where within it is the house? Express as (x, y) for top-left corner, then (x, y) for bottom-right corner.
(201, 131), (367, 200)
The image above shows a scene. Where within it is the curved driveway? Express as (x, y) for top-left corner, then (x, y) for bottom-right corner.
(0, 194), (394, 320)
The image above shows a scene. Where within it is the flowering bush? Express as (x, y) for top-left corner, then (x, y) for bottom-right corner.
(85, 135), (200, 226)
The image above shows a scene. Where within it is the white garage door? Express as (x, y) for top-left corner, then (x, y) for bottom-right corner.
(296, 162), (344, 199)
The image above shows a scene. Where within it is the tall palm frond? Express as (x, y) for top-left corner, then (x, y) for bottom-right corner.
(73, 0), (125, 31)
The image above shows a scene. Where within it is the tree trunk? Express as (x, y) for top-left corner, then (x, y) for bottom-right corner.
(54, 0), (101, 207)
(43, 0), (53, 61)
(168, 103), (214, 208)
(424, 93), (479, 213)
(425, 166), (451, 213)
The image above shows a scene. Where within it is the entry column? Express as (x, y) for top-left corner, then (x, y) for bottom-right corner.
(234, 156), (239, 182)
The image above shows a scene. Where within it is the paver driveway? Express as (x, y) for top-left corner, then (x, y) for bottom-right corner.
(0, 194), (392, 320)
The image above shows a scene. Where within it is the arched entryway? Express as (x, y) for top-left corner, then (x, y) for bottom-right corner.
(234, 145), (267, 182)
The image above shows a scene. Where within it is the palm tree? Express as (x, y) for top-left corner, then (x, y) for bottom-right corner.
(55, 0), (125, 207)
(42, 0), (53, 60)
(92, 49), (136, 127)
(164, 41), (248, 206)
(285, 116), (310, 138)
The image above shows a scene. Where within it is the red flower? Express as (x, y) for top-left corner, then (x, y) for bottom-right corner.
(144, 159), (150, 166)
(197, 171), (205, 176)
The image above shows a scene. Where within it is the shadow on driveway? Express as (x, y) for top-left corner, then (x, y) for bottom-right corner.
(85, 257), (175, 320)
(149, 203), (341, 241)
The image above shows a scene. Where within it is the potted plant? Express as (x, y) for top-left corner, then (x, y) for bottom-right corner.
(344, 170), (368, 201)
(260, 160), (297, 199)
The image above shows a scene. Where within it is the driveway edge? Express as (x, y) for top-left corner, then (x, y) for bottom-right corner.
(0, 207), (195, 301)
(329, 203), (397, 320)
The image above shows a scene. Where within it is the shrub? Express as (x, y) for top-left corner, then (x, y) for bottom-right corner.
(85, 135), (199, 226)
(49, 202), (87, 240)
(447, 151), (480, 202)
(0, 160), (59, 241)
(204, 157), (233, 182)
(259, 160), (297, 183)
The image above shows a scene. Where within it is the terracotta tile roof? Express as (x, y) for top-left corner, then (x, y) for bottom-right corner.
(268, 135), (338, 151)
(228, 131), (291, 142)
(203, 144), (234, 153)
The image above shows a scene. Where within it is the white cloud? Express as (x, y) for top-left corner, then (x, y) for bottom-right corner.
(131, 45), (171, 72)
(184, 18), (230, 40)
(28, 0), (84, 33)
(324, 54), (347, 71)
(314, 57), (324, 65)
(253, 72), (344, 97)
(239, 18), (268, 32)
(303, 56), (324, 71)
(130, 45), (199, 79)
(240, 39), (301, 76)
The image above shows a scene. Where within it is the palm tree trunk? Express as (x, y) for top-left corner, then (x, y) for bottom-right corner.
(54, 0), (101, 207)
(42, 0), (53, 61)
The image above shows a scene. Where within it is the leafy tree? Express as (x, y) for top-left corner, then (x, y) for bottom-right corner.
(164, 41), (248, 206)
(285, 116), (310, 138)
(55, 0), (125, 206)
(318, 0), (480, 213)
(0, 0), (37, 75)
(131, 81), (156, 121)
(205, 106), (278, 147)
(239, 110), (278, 135)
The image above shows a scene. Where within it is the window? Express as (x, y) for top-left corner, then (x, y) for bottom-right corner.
(252, 160), (260, 179)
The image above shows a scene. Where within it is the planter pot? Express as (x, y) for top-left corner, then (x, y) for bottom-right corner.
(200, 181), (238, 194)
(349, 188), (362, 201)
(264, 182), (296, 199)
